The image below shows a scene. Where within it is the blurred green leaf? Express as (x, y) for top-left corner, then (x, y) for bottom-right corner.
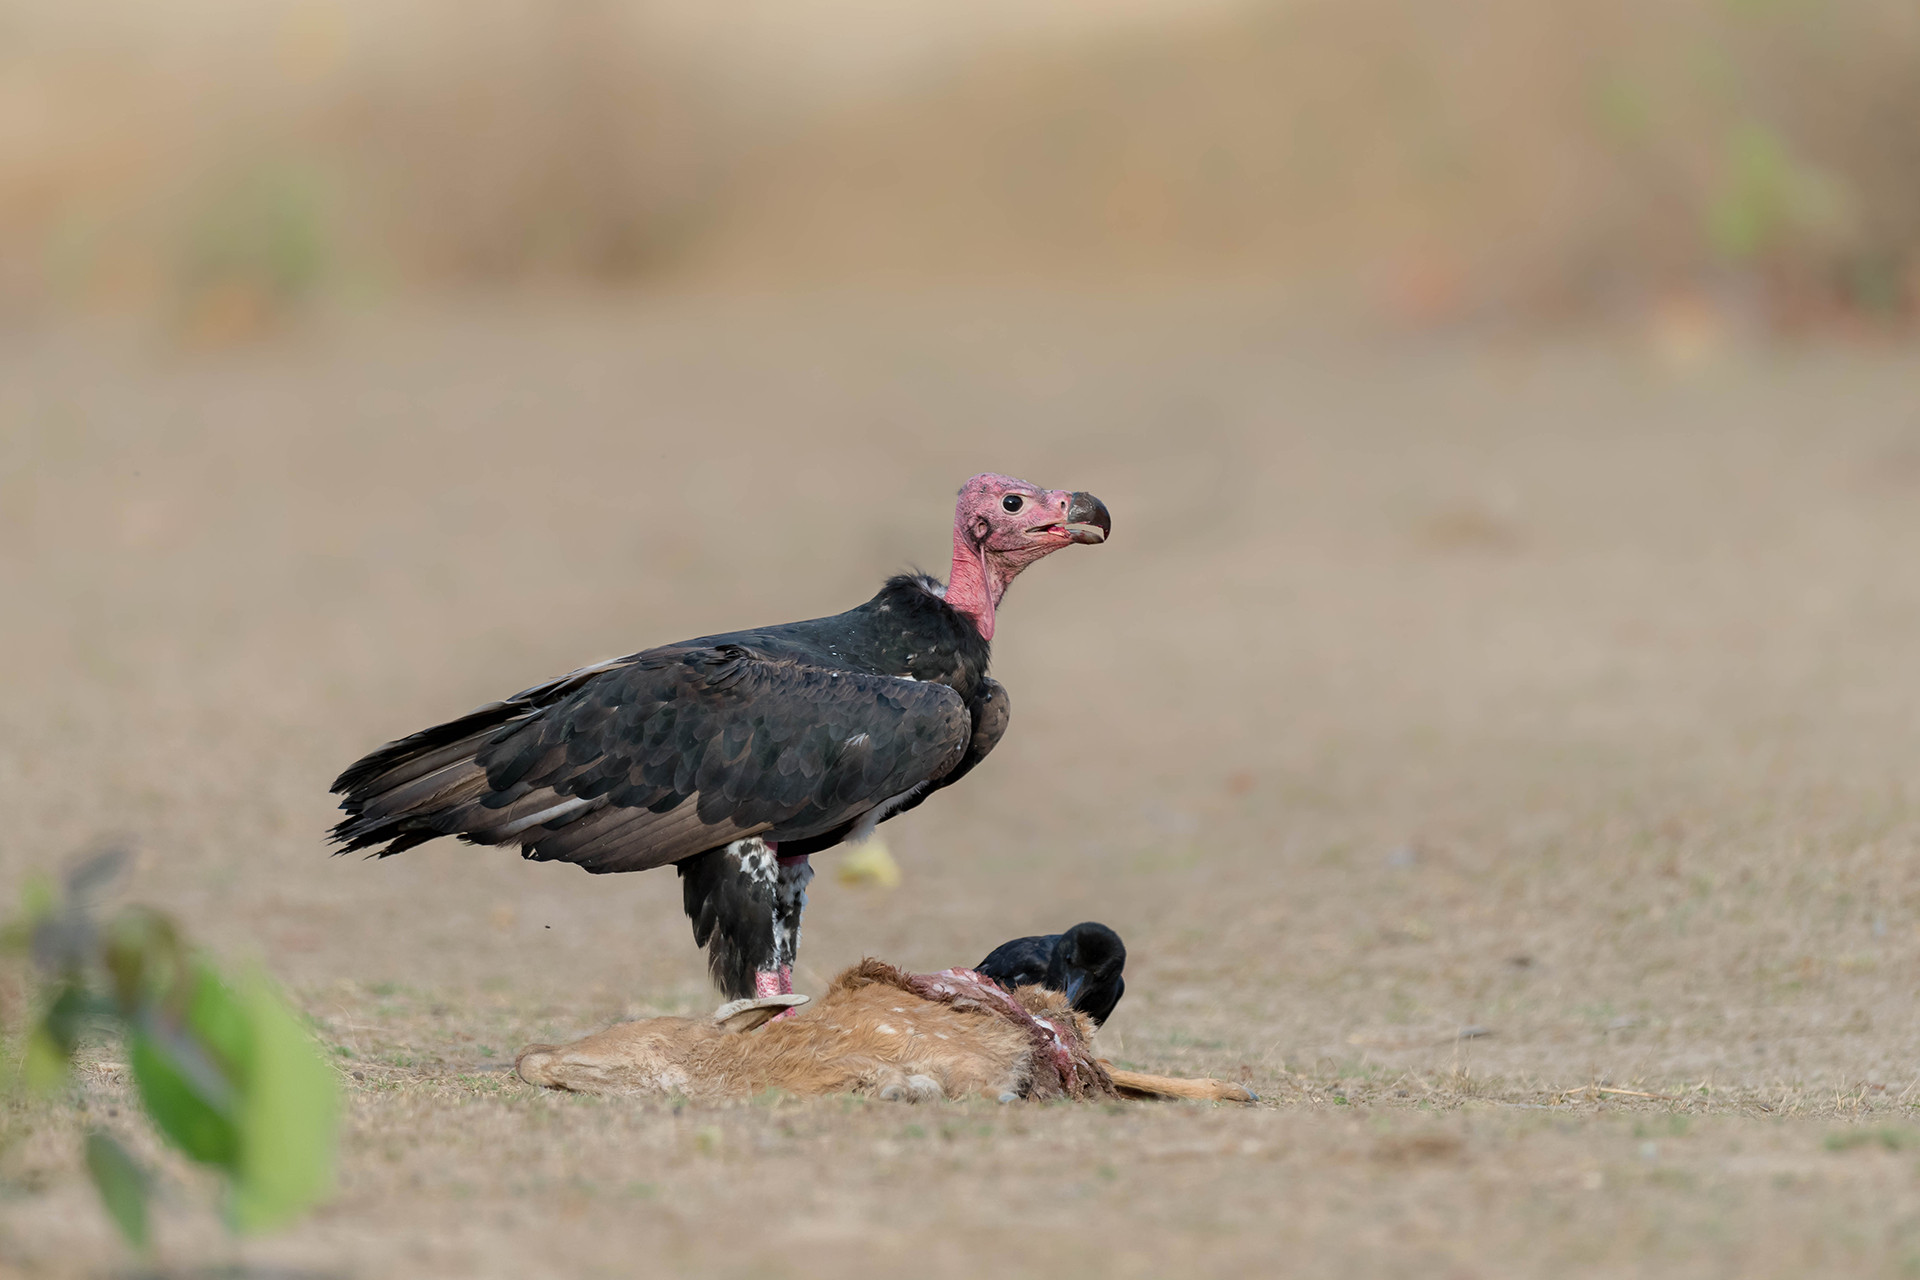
(5, 874), (337, 1244)
(20, 1026), (69, 1094)
(227, 969), (338, 1232)
(64, 848), (129, 899)
(3, 874), (59, 958)
(19, 873), (56, 923)
(42, 982), (111, 1054)
(130, 1017), (241, 1167)
(102, 909), (186, 1013)
(19, 981), (113, 1092)
(186, 961), (253, 1077)
(83, 1130), (150, 1252)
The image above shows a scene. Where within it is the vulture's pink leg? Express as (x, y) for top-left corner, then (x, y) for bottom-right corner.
(753, 966), (801, 1019)
(752, 967), (793, 998)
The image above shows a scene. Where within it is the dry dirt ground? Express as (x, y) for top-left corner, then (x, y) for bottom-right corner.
(3, 293), (1920, 1277)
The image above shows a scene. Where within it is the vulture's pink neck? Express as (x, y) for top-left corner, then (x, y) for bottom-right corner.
(945, 520), (1005, 642)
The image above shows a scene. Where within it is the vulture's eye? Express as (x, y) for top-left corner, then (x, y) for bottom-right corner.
(1002, 494), (1024, 513)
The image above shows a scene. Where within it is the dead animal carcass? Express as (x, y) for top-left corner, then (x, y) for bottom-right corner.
(516, 960), (1252, 1104)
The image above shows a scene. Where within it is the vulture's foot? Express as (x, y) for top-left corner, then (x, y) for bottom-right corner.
(754, 965), (803, 1020)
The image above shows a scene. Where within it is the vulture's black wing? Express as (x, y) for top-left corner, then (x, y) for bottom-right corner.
(331, 644), (971, 874)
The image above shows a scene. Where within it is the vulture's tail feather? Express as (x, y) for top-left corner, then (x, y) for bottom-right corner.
(357, 828), (440, 859)
(329, 702), (531, 857)
(331, 699), (526, 796)
(329, 654), (645, 858)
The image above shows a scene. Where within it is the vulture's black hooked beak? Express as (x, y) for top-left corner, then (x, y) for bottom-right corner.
(1064, 492), (1111, 545)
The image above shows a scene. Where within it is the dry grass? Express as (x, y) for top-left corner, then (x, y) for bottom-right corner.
(4, 1), (1919, 321)
(3, 291), (1920, 1274)
(702, 0), (1920, 319)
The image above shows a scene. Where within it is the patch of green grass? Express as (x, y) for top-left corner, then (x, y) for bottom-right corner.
(1824, 1127), (1916, 1153)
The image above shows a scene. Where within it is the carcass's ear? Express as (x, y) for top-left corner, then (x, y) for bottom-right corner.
(711, 994), (809, 1033)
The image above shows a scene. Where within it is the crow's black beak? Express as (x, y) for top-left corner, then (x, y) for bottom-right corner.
(1064, 492), (1111, 545)
(1062, 974), (1087, 1006)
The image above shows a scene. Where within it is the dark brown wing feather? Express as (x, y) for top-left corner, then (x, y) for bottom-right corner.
(884, 676), (1008, 824)
(331, 645), (971, 873)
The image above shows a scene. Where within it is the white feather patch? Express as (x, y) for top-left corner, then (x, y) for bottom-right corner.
(848, 785), (925, 845)
(498, 796), (594, 837)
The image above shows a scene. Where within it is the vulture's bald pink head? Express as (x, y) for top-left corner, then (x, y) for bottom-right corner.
(945, 473), (1110, 641)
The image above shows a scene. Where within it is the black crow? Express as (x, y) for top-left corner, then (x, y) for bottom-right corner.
(976, 921), (1126, 1024)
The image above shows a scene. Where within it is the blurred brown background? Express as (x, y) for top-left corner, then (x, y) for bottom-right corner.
(7, 4), (1920, 1278)
(5, 0), (1918, 329)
